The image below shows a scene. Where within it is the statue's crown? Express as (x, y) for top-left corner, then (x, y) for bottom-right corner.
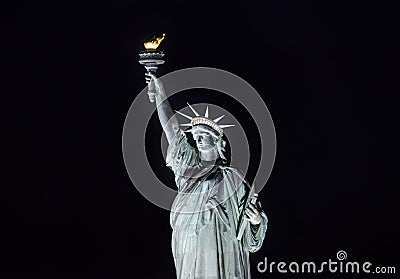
(176, 103), (235, 136)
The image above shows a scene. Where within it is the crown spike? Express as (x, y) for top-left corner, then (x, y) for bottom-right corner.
(205, 106), (209, 118)
(179, 123), (192, 127)
(175, 110), (193, 120)
(213, 115), (225, 123)
(219, 124), (235, 128)
(187, 103), (200, 116)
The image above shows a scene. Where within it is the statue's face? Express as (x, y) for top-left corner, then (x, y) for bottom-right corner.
(192, 130), (216, 153)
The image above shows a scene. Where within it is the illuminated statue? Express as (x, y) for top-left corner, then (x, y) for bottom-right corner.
(145, 71), (268, 279)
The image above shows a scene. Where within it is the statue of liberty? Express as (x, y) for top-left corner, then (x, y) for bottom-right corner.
(145, 72), (268, 279)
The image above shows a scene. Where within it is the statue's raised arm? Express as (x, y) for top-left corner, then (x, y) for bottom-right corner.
(145, 72), (179, 144)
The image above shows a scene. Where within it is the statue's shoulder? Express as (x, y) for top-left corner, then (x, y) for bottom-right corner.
(219, 165), (244, 176)
(217, 166), (251, 198)
(218, 166), (250, 186)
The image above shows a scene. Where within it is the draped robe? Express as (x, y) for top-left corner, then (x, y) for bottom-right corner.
(166, 130), (268, 279)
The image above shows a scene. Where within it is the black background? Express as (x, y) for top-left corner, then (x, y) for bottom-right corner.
(3, 0), (399, 278)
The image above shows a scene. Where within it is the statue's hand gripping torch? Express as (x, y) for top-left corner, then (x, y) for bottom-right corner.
(145, 72), (157, 102)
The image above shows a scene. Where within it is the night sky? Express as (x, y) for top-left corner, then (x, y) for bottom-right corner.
(3, 1), (399, 278)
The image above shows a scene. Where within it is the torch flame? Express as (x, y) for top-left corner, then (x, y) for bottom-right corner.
(144, 33), (165, 50)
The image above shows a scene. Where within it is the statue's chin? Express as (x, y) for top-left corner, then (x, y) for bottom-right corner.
(198, 147), (212, 153)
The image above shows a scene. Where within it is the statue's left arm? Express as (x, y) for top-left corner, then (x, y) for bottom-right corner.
(204, 168), (268, 252)
(241, 199), (268, 253)
(236, 180), (268, 253)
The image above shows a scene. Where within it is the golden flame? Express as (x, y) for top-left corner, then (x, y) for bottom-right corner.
(144, 33), (165, 50)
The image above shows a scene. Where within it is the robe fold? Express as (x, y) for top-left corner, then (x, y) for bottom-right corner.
(166, 130), (268, 279)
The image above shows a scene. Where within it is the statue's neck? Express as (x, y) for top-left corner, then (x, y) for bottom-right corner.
(199, 148), (219, 164)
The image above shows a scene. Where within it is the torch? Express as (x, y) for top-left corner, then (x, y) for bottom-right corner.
(138, 33), (165, 102)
